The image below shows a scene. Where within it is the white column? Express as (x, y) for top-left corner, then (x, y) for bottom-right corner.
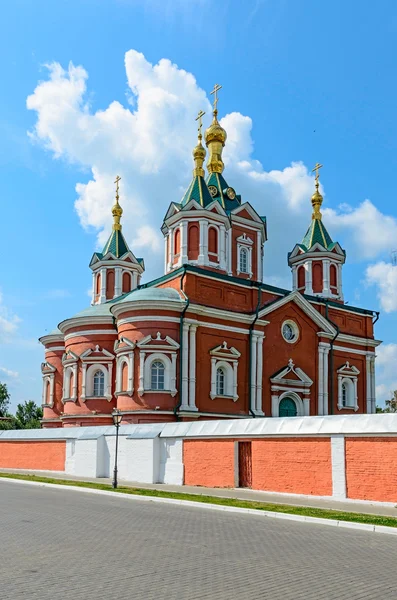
(170, 353), (177, 396)
(318, 345), (324, 415)
(210, 357), (217, 399)
(198, 220), (205, 265)
(138, 351), (145, 394)
(337, 263), (343, 299)
(181, 323), (190, 409)
(114, 267), (122, 298)
(168, 227), (174, 271)
(233, 361), (238, 401)
(220, 224), (226, 271)
(100, 267), (107, 303)
(164, 235), (168, 273)
(188, 325), (198, 410)
(132, 271), (138, 290)
(292, 266), (297, 291)
(371, 356), (376, 414)
(250, 334), (257, 414)
(366, 354), (372, 413)
(256, 231), (262, 282)
(303, 397), (310, 416)
(107, 362), (113, 400)
(331, 435), (347, 499)
(180, 221), (188, 265)
(323, 260), (330, 296)
(271, 394), (279, 417)
(255, 334), (264, 415)
(323, 344), (329, 415)
(304, 260), (313, 295)
(227, 228), (233, 275)
(337, 375), (343, 409)
(353, 377), (358, 411)
(81, 363), (87, 400)
(91, 272), (96, 305)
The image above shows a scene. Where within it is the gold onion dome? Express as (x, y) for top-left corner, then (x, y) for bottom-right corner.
(204, 110), (227, 146)
(112, 175), (123, 231)
(192, 133), (206, 178)
(311, 163), (324, 220)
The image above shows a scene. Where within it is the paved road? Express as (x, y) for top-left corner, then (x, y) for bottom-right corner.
(1, 481), (396, 599)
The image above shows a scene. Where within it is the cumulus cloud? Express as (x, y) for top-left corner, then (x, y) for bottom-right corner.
(0, 291), (21, 343)
(365, 261), (397, 312)
(26, 50), (395, 284)
(376, 343), (397, 405)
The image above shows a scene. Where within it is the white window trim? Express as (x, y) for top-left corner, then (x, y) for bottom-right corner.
(140, 352), (177, 396)
(62, 364), (78, 403)
(281, 320), (300, 344)
(115, 353), (134, 395)
(236, 233), (253, 277)
(210, 359), (237, 401)
(42, 375), (55, 408)
(337, 362), (359, 411)
(82, 363), (112, 401)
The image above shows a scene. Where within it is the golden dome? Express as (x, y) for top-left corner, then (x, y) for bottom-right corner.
(192, 133), (206, 178)
(112, 175), (123, 231)
(204, 111), (227, 146)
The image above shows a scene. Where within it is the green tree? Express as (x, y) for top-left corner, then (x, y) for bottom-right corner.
(0, 382), (10, 417)
(15, 401), (43, 429)
(384, 391), (397, 413)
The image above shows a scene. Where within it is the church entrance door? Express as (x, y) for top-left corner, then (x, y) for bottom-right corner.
(279, 397), (297, 417)
(238, 441), (252, 488)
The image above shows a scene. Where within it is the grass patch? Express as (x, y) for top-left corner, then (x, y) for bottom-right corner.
(1, 472), (397, 528)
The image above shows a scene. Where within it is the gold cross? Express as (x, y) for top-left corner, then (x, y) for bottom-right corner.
(195, 110), (205, 137)
(114, 175), (121, 199)
(210, 83), (222, 111)
(312, 162), (323, 186)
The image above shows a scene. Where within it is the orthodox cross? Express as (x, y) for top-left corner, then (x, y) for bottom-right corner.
(114, 175), (121, 200)
(195, 110), (205, 137)
(210, 83), (222, 111)
(312, 162), (323, 188)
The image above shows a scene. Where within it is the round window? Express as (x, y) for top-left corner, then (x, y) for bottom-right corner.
(282, 321), (299, 343)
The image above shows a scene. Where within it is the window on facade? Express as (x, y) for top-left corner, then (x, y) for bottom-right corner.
(239, 247), (249, 273)
(342, 383), (347, 407)
(216, 367), (226, 396)
(151, 361), (165, 390)
(281, 321), (299, 343)
(341, 379), (355, 408)
(93, 370), (105, 397)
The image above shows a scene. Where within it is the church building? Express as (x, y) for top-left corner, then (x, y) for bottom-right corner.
(39, 88), (380, 428)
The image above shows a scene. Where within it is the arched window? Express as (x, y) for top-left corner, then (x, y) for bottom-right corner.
(151, 361), (165, 390)
(188, 223), (199, 260)
(330, 264), (337, 290)
(342, 383), (347, 407)
(341, 379), (355, 408)
(106, 270), (115, 299)
(239, 247), (249, 273)
(216, 367), (226, 396)
(208, 227), (218, 255)
(93, 370), (105, 397)
(279, 397), (298, 417)
(297, 265), (305, 290)
(122, 272), (131, 294)
(121, 361), (129, 392)
(312, 262), (323, 293)
(95, 273), (101, 296)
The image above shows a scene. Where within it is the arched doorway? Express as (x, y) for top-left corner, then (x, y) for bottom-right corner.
(279, 397), (297, 417)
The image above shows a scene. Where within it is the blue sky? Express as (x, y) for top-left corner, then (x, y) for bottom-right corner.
(1, 0), (397, 409)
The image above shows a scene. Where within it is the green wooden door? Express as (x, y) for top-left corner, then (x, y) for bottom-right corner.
(279, 397), (297, 417)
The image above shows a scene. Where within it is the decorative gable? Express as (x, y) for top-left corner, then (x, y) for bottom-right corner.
(210, 341), (241, 360)
(41, 361), (56, 375)
(236, 233), (254, 246)
(114, 336), (136, 354)
(270, 358), (313, 389)
(62, 350), (79, 366)
(337, 361), (360, 376)
(80, 345), (114, 363)
(137, 332), (180, 351)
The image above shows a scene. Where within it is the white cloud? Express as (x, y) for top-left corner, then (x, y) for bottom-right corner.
(26, 50), (396, 284)
(0, 291), (21, 343)
(44, 289), (71, 299)
(376, 343), (397, 405)
(365, 261), (397, 312)
(0, 367), (19, 379)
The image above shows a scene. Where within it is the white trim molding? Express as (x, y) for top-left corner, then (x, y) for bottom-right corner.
(270, 359), (313, 417)
(337, 362), (360, 412)
(210, 342), (241, 402)
(236, 233), (254, 277)
(41, 362), (56, 408)
(137, 332), (179, 397)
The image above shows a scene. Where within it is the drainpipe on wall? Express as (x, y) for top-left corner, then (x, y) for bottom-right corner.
(173, 267), (189, 421)
(248, 284), (262, 418)
(325, 301), (339, 416)
(373, 311), (380, 326)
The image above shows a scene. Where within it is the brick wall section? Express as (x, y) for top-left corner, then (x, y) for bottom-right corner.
(345, 437), (397, 502)
(183, 440), (235, 487)
(252, 438), (332, 496)
(0, 441), (66, 471)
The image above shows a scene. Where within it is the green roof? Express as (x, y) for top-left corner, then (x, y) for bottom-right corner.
(101, 229), (130, 258)
(206, 172), (241, 214)
(180, 175), (214, 208)
(301, 218), (335, 251)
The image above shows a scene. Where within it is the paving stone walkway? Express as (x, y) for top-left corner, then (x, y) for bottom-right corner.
(1, 479), (397, 599)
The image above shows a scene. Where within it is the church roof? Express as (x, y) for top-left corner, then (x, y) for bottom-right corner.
(300, 218), (335, 251)
(206, 172), (241, 214)
(115, 286), (184, 305)
(180, 175), (213, 208)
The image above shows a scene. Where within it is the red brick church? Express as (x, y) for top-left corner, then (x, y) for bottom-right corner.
(40, 91), (380, 428)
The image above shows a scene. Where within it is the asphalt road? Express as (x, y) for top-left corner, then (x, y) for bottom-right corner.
(0, 481), (396, 600)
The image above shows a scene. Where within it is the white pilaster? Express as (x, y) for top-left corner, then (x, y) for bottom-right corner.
(331, 435), (347, 499)
(100, 267), (107, 304)
(366, 354), (372, 413)
(292, 266), (297, 291)
(132, 271), (138, 290)
(318, 345), (324, 415)
(371, 356), (376, 414)
(256, 230), (262, 282)
(210, 357), (217, 399)
(188, 325), (198, 411)
(181, 322), (190, 409)
(171, 353), (177, 396)
(255, 334), (264, 415)
(168, 227), (174, 271)
(337, 263), (343, 299)
(250, 334), (257, 414)
(323, 344), (329, 415)
(271, 394), (279, 417)
(107, 363), (113, 400)
(138, 351), (145, 394)
(227, 228), (233, 275)
(180, 221), (188, 265)
(233, 361), (238, 401)
(337, 374), (343, 409)
(323, 260), (330, 296)
(303, 397), (310, 416)
(220, 224), (226, 271)
(114, 267), (122, 298)
(91, 272), (96, 305)
(304, 260), (313, 295)
(164, 235), (168, 273)
(81, 363), (87, 400)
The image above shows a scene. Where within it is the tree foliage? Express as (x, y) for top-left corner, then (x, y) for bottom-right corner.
(15, 401), (43, 429)
(0, 382), (10, 417)
(376, 390), (397, 413)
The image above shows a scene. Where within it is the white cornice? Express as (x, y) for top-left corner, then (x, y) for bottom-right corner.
(64, 329), (117, 341)
(39, 334), (64, 346)
(59, 316), (114, 333)
(164, 209), (230, 230)
(111, 300), (185, 318)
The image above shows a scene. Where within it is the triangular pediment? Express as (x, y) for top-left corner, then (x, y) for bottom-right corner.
(210, 341), (241, 359)
(114, 336), (135, 353)
(80, 345), (114, 361)
(259, 290), (336, 335)
(41, 361), (56, 374)
(62, 350), (79, 364)
(231, 202), (263, 224)
(137, 332), (180, 350)
(271, 359), (313, 386)
(337, 361), (360, 376)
